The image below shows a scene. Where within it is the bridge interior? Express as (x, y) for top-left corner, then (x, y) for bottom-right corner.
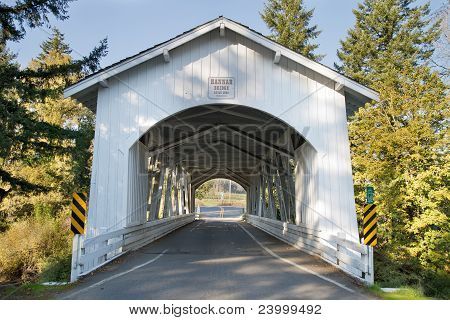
(138, 104), (306, 224)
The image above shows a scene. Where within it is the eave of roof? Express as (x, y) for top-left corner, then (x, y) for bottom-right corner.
(64, 16), (379, 102)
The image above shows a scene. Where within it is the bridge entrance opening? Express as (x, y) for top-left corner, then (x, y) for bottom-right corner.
(195, 178), (246, 219)
(138, 104), (306, 227)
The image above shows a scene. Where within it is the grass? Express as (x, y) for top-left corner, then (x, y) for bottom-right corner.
(0, 282), (73, 300)
(367, 284), (430, 300)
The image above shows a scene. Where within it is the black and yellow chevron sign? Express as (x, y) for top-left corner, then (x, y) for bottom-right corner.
(363, 204), (377, 246)
(71, 192), (87, 235)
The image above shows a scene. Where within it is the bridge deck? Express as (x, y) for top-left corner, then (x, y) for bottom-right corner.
(61, 208), (372, 300)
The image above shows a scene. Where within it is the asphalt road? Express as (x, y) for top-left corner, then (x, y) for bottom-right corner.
(197, 206), (244, 219)
(60, 207), (372, 300)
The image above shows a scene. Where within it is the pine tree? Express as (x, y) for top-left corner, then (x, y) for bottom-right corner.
(29, 29), (95, 189)
(1, 28), (96, 229)
(336, 0), (440, 86)
(0, 0), (73, 44)
(429, 1), (449, 80)
(261, 0), (323, 61)
(0, 1), (107, 207)
(337, 0), (449, 292)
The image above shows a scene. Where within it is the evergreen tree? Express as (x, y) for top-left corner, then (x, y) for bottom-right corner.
(336, 0), (440, 86)
(337, 0), (449, 294)
(0, 1), (107, 207)
(261, 0), (323, 61)
(429, 1), (449, 80)
(28, 28), (95, 190)
(0, 0), (73, 44)
(1, 28), (96, 229)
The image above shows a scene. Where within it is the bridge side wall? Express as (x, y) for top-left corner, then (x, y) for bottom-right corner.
(86, 29), (358, 240)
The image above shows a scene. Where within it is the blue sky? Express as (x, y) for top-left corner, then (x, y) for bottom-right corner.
(9, 0), (442, 69)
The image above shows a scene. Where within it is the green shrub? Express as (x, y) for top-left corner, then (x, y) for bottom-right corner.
(374, 251), (450, 299)
(0, 214), (72, 282)
(422, 271), (450, 300)
(40, 254), (72, 283)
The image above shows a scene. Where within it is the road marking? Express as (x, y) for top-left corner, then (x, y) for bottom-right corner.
(63, 249), (168, 299)
(190, 221), (204, 232)
(237, 223), (355, 293)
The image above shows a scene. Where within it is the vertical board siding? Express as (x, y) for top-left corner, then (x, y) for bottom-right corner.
(88, 29), (359, 240)
(126, 142), (148, 227)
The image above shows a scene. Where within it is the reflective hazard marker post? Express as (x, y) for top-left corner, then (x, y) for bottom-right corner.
(70, 192), (87, 282)
(363, 186), (376, 284)
(363, 186), (377, 246)
(71, 192), (87, 235)
(363, 203), (377, 246)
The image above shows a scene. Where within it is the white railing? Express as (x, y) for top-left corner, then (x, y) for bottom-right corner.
(70, 213), (195, 282)
(246, 215), (374, 284)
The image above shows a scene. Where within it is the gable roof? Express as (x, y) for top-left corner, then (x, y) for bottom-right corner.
(64, 16), (379, 106)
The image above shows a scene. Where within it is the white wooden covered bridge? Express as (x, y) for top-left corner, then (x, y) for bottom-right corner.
(65, 17), (378, 284)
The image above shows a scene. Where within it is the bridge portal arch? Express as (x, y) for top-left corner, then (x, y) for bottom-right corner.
(120, 102), (357, 239)
(133, 103), (311, 227)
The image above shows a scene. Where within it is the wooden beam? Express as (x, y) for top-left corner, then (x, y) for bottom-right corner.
(190, 168), (217, 185)
(273, 51), (281, 64)
(204, 105), (269, 123)
(266, 165), (277, 220)
(217, 139), (274, 166)
(163, 49), (170, 63)
(150, 159), (165, 220)
(221, 171), (249, 189)
(219, 22), (226, 37)
(163, 166), (173, 218)
(147, 125), (222, 156)
(176, 105), (237, 121)
(98, 79), (109, 88)
(335, 81), (344, 91)
(225, 168), (248, 182)
(224, 125), (294, 158)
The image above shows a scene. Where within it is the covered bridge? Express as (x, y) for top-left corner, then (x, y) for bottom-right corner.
(65, 17), (378, 283)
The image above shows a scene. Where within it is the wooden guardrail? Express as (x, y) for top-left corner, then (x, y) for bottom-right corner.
(246, 214), (373, 284)
(70, 213), (195, 282)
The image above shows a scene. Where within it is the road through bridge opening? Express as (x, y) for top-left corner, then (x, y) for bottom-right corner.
(65, 17), (378, 285)
(195, 178), (246, 208)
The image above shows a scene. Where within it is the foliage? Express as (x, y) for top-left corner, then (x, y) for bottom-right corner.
(0, 213), (72, 282)
(0, 29), (96, 229)
(261, 0), (323, 61)
(0, 1), (105, 284)
(336, 0), (440, 86)
(0, 0), (106, 207)
(196, 181), (214, 200)
(196, 179), (246, 200)
(429, 1), (449, 80)
(337, 0), (449, 298)
(0, 0), (74, 44)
